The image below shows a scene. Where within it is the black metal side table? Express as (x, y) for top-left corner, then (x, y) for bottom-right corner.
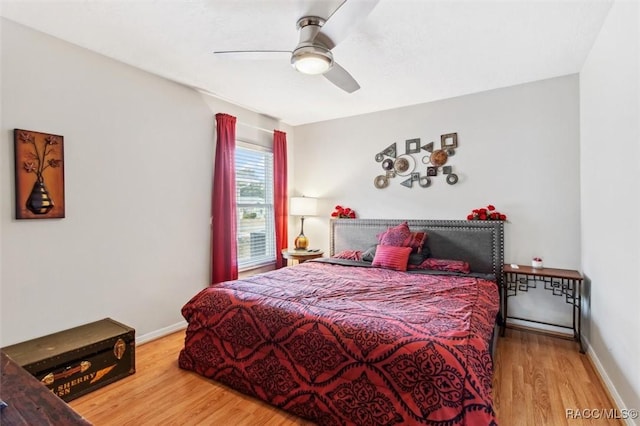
(502, 264), (584, 353)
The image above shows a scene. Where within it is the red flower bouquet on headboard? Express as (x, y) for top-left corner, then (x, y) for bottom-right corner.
(331, 205), (356, 219)
(467, 204), (507, 221)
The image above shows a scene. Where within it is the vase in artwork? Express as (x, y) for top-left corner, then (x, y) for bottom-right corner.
(26, 177), (54, 215)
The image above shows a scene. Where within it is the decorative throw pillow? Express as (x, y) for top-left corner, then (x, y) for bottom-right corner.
(378, 222), (411, 245)
(371, 245), (412, 271)
(410, 258), (471, 274)
(332, 250), (363, 261)
(405, 231), (428, 253)
(377, 222), (428, 253)
(362, 245), (428, 265)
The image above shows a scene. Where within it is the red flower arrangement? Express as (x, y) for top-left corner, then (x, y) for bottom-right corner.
(467, 204), (507, 221)
(331, 205), (356, 219)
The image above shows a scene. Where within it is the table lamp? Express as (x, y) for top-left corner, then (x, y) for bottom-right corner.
(290, 196), (317, 250)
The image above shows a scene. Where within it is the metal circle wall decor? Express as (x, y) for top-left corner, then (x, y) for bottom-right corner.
(394, 157), (409, 173)
(374, 175), (390, 189)
(430, 149), (448, 167)
(393, 154), (415, 176)
(373, 132), (460, 189)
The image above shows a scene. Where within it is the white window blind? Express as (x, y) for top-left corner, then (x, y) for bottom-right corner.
(235, 144), (275, 270)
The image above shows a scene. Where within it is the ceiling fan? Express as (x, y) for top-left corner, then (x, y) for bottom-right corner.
(213, 0), (379, 93)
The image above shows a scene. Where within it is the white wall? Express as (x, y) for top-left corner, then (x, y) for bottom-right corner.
(580, 0), (639, 420)
(0, 19), (290, 346)
(294, 75), (581, 328)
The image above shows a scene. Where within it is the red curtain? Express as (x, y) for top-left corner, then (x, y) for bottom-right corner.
(273, 130), (288, 269)
(210, 113), (238, 284)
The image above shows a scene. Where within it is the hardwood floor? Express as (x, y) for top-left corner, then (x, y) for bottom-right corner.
(70, 328), (622, 425)
(493, 328), (623, 426)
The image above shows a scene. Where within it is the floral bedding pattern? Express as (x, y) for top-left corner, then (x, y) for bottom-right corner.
(179, 261), (499, 425)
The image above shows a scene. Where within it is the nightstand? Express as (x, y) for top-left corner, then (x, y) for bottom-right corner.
(502, 264), (584, 353)
(281, 249), (324, 265)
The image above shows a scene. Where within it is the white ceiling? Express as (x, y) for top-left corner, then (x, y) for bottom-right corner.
(1, 0), (613, 126)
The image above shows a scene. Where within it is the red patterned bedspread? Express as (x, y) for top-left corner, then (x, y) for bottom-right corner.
(179, 261), (499, 425)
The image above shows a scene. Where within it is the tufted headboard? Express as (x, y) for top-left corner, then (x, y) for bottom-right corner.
(329, 219), (504, 284)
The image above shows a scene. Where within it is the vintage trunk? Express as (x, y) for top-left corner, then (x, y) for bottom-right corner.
(2, 318), (135, 402)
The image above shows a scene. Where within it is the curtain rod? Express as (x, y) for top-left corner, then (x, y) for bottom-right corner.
(238, 121), (285, 135)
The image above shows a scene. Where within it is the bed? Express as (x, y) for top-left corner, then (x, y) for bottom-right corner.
(179, 219), (503, 425)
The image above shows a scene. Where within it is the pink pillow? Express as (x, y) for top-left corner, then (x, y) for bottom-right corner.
(405, 231), (427, 253)
(371, 245), (412, 271)
(410, 258), (471, 274)
(377, 222), (427, 253)
(332, 250), (363, 261)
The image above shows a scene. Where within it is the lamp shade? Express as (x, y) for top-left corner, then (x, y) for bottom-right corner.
(290, 197), (317, 217)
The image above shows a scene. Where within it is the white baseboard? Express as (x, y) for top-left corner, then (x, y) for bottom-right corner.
(506, 318), (573, 336)
(584, 338), (638, 426)
(136, 320), (187, 345)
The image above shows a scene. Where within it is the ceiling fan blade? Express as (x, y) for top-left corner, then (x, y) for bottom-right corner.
(213, 50), (291, 60)
(324, 62), (360, 93)
(315, 0), (380, 50)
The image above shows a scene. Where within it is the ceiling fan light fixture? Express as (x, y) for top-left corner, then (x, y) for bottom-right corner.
(291, 45), (333, 75)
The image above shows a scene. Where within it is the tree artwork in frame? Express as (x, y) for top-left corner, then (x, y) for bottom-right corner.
(14, 129), (65, 219)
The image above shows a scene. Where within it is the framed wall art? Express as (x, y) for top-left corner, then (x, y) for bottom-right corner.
(14, 129), (65, 219)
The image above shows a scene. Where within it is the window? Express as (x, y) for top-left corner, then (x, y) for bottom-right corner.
(235, 143), (275, 270)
